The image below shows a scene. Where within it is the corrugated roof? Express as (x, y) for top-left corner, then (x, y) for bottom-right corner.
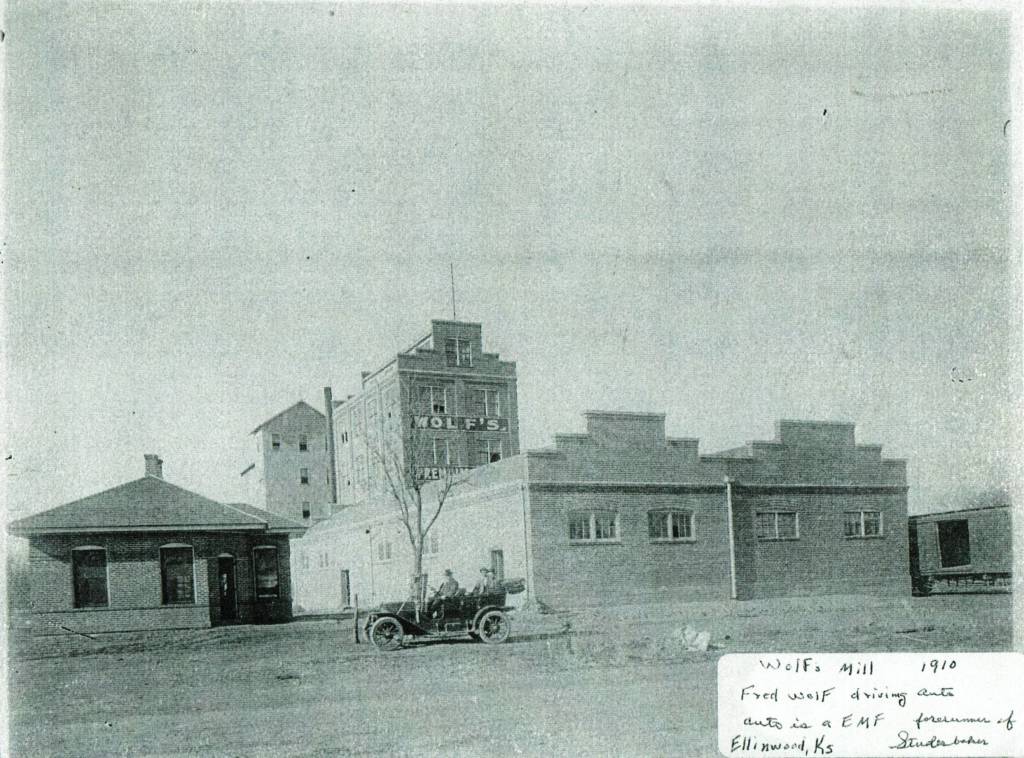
(8, 477), (306, 534)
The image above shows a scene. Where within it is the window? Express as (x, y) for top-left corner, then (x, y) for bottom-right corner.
(271, 433), (281, 450)
(425, 533), (440, 555)
(160, 545), (195, 604)
(302, 501), (311, 519)
(569, 511), (620, 543)
(301, 551), (310, 570)
(648, 510), (695, 541)
(472, 387), (501, 417)
(300, 467), (309, 485)
(72, 547), (108, 608)
(756, 511), (799, 540)
(432, 437), (458, 466)
(417, 385), (447, 415)
(477, 439), (503, 466)
(445, 338), (473, 367)
(844, 511), (883, 538)
(938, 519), (971, 568)
(253, 546), (280, 599)
(299, 434), (308, 452)
(377, 540), (393, 562)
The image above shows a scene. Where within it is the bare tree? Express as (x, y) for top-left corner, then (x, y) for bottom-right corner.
(363, 410), (464, 605)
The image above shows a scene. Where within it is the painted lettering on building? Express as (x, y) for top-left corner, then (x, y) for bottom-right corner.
(411, 416), (509, 432)
(418, 466), (473, 480)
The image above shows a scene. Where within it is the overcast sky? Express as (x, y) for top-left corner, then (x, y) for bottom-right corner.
(4, 2), (1018, 517)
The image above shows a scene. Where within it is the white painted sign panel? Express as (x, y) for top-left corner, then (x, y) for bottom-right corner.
(718, 653), (1023, 757)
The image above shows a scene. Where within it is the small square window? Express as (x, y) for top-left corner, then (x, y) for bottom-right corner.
(756, 511), (799, 541)
(863, 512), (882, 536)
(569, 511), (619, 543)
(472, 387), (501, 417)
(477, 439), (503, 466)
(594, 513), (618, 540)
(568, 513), (591, 542)
(445, 338), (473, 367)
(426, 533), (440, 555)
(648, 511), (694, 541)
(417, 386), (447, 415)
(843, 510), (882, 539)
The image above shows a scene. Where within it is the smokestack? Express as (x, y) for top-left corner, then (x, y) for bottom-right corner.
(324, 387), (338, 505)
(144, 454), (164, 479)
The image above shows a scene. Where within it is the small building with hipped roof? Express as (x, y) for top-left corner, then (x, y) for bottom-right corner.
(8, 455), (306, 636)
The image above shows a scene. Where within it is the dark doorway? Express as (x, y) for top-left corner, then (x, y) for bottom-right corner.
(339, 569), (351, 608)
(937, 520), (970, 568)
(218, 556), (238, 621)
(490, 549), (504, 581)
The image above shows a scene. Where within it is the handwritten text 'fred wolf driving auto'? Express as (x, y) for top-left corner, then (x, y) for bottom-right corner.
(718, 653), (1022, 757)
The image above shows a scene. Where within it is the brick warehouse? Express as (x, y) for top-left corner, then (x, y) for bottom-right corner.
(8, 456), (306, 635)
(292, 412), (909, 611)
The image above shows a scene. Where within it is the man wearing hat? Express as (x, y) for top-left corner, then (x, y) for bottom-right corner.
(472, 567), (498, 595)
(429, 569), (459, 616)
(437, 569), (459, 598)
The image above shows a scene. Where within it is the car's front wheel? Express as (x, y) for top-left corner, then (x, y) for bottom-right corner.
(369, 617), (404, 651)
(476, 610), (510, 645)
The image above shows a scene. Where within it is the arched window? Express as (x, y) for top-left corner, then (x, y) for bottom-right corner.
(160, 544), (195, 604)
(72, 546), (108, 608)
(253, 546), (280, 599)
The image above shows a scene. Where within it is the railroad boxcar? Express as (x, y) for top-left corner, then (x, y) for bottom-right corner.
(908, 505), (1011, 595)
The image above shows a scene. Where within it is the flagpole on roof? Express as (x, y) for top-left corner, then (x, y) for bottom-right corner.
(450, 262), (457, 319)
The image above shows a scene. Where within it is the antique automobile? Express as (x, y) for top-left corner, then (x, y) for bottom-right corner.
(363, 578), (525, 651)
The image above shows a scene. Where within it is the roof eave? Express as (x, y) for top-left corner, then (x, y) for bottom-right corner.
(7, 524), (279, 535)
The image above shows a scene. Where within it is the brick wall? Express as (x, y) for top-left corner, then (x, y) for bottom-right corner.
(732, 489), (910, 598)
(292, 416), (910, 611)
(527, 485), (733, 608)
(21, 531), (293, 635)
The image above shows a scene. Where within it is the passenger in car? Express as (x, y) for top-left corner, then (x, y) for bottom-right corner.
(472, 567), (498, 595)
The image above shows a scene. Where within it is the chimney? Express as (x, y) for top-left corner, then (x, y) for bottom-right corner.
(324, 386), (338, 505)
(144, 454), (164, 479)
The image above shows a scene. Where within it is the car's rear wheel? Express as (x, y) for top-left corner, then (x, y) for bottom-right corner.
(477, 610), (510, 644)
(369, 617), (404, 651)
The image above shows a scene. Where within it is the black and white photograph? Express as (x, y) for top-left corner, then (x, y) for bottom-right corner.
(2, 2), (1020, 756)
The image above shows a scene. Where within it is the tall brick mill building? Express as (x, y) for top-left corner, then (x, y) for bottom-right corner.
(293, 412), (909, 611)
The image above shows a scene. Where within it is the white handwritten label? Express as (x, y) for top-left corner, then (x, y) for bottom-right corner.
(718, 653), (1023, 757)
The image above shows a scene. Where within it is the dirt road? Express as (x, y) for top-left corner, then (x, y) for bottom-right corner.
(6, 593), (1013, 757)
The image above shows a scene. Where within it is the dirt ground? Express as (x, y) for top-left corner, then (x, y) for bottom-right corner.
(5, 593), (1014, 757)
